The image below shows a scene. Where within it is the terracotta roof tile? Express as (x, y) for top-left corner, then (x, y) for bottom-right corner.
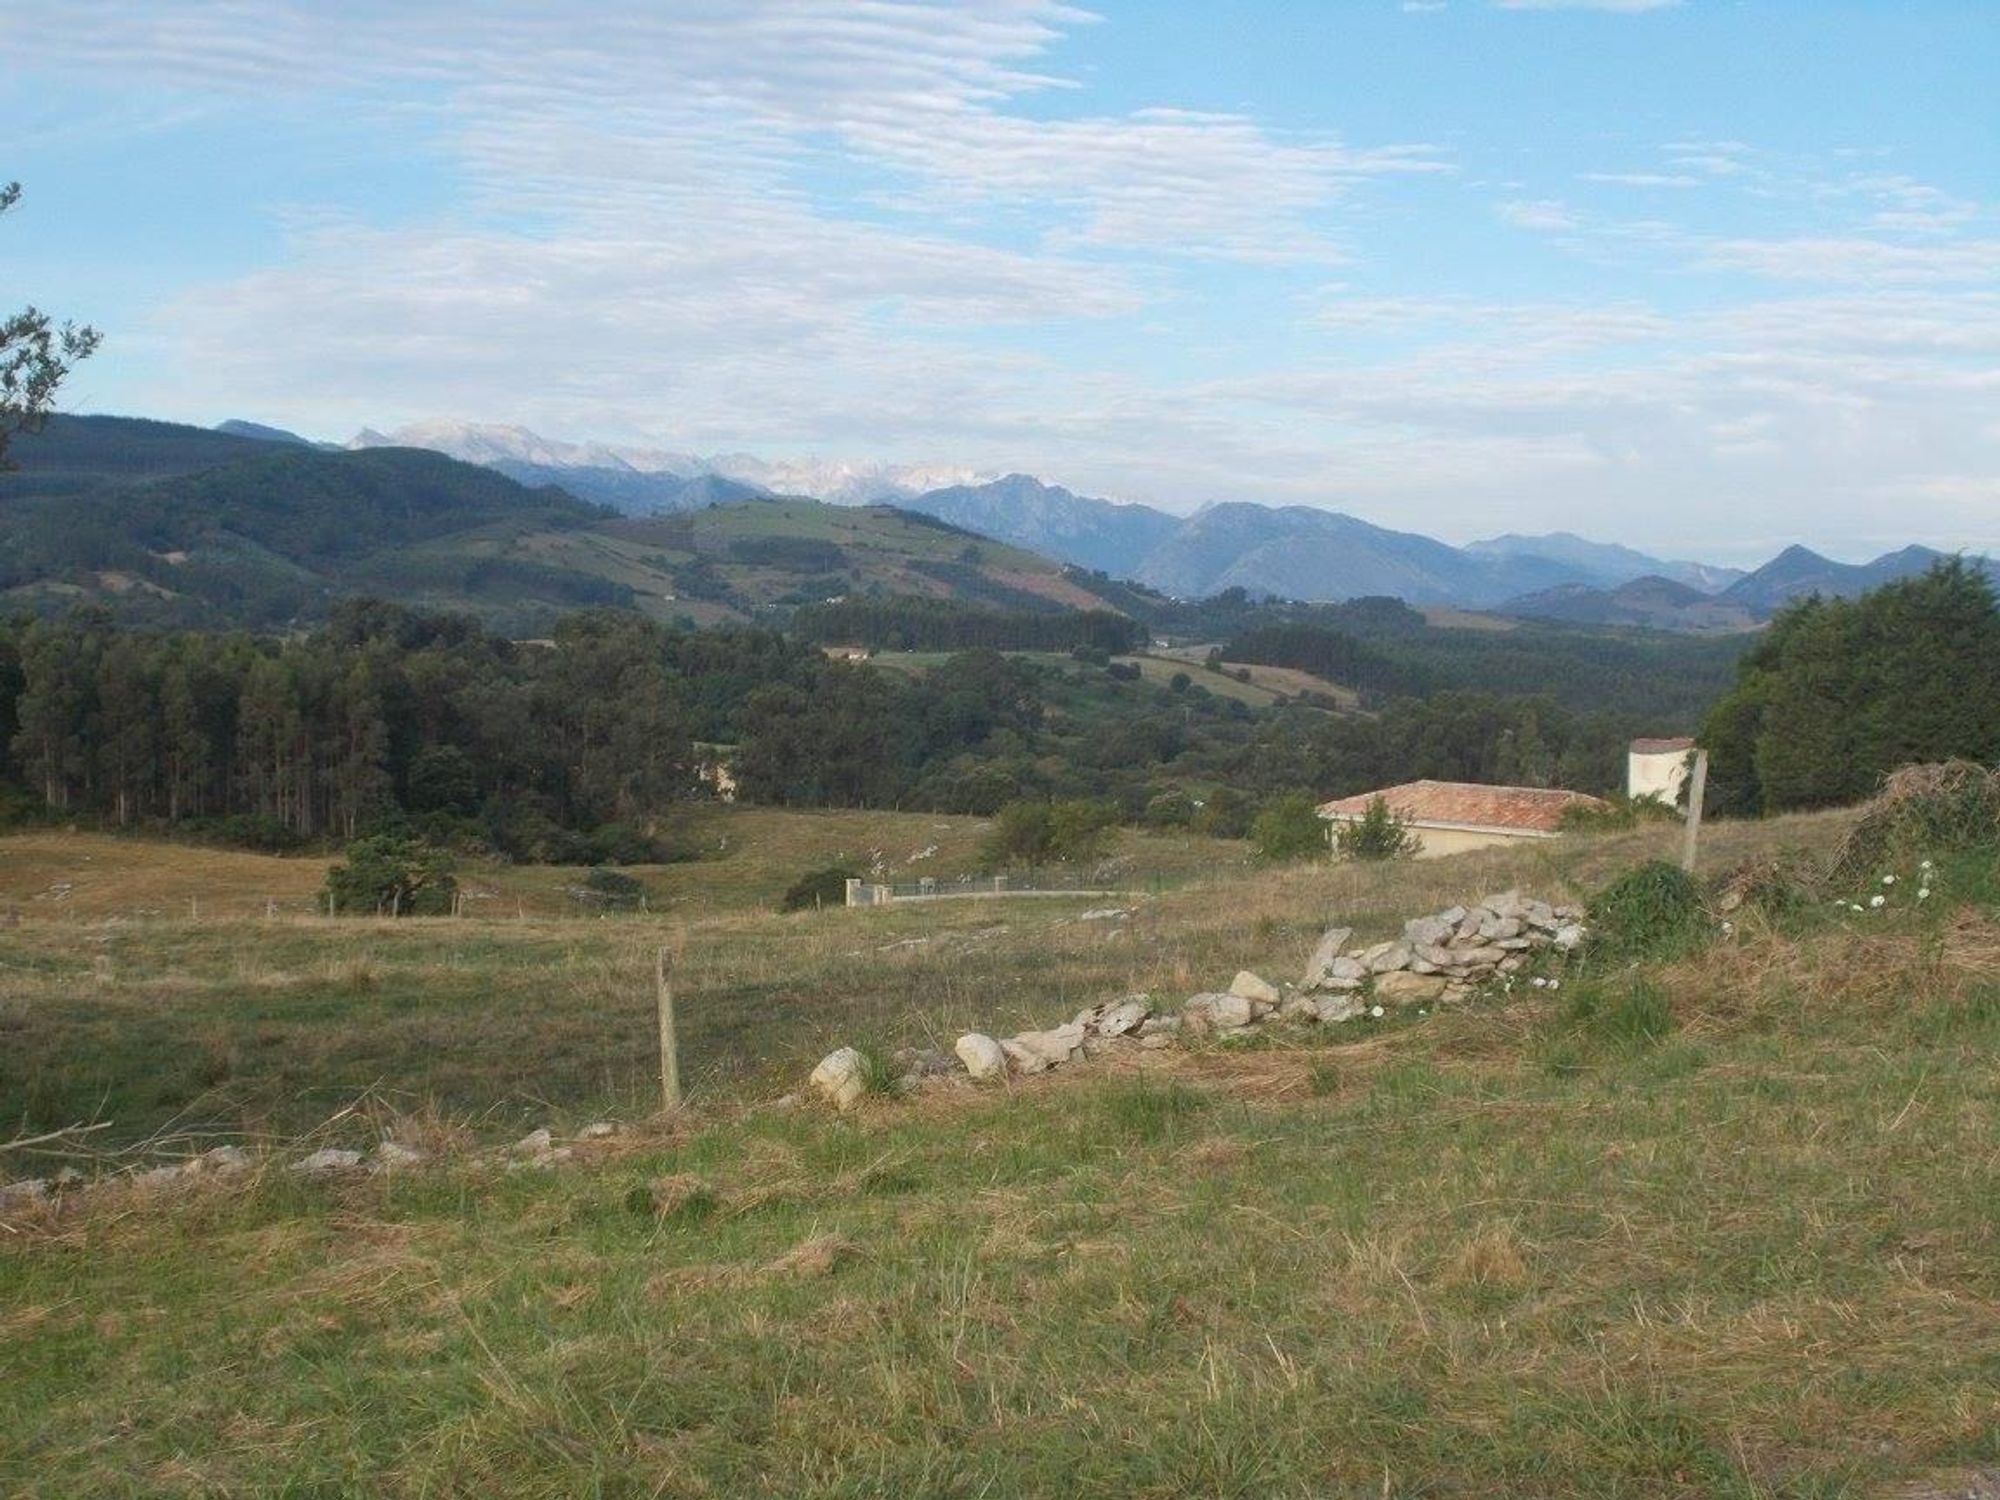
(1317, 780), (1608, 834)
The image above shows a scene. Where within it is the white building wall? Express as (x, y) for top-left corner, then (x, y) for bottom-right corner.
(1627, 749), (1691, 808)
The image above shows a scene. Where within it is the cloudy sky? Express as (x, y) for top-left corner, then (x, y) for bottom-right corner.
(4, 0), (1996, 561)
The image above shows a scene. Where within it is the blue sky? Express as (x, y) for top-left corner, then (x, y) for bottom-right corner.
(3, 0), (1996, 562)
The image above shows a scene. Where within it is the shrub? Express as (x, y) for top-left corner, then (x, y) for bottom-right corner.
(1192, 786), (1253, 840)
(1557, 793), (1679, 833)
(576, 867), (649, 910)
(1334, 795), (1422, 862)
(780, 864), (861, 912)
(324, 835), (457, 917)
(1144, 790), (1197, 829)
(1250, 793), (1329, 863)
(981, 799), (1118, 868)
(1827, 760), (2000, 888)
(1586, 860), (1707, 962)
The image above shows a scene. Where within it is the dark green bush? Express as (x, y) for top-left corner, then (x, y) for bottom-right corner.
(981, 799), (1118, 868)
(1586, 860), (1707, 962)
(1250, 793), (1329, 862)
(576, 867), (649, 910)
(324, 835), (457, 916)
(1334, 795), (1421, 862)
(781, 864), (861, 912)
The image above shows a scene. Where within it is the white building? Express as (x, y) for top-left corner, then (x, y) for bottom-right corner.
(1627, 737), (1695, 809)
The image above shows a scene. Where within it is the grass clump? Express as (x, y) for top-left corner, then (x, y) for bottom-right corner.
(1586, 860), (1708, 963)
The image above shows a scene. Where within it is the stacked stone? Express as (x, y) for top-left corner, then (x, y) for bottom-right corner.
(803, 890), (1588, 1106)
(1301, 889), (1584, 1013)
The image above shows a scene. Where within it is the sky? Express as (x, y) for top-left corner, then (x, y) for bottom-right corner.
(3, 0), (1997, 563)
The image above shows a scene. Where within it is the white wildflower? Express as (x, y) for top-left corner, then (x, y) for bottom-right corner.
(1918, 888), (1931, 901)
(1869, 895), (1886, 909)
(1369, 1005), (1385, 1019)
(1547, 979), (1561, 991)
(1882, 874), (1896, 886)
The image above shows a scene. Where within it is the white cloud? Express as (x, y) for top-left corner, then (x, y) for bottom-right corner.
(1498, 198), (1578, 231)
(1492, 0), (1680, 11)
(1579, 172), (1703, 189)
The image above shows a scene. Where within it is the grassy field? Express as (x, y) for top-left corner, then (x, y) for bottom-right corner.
(5, 806), (1999, 1496)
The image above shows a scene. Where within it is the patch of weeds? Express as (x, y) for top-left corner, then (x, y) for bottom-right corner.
(1307, 1059), (1341, 1097)
(857, 1164), (923, 1196)
(1558, 976), (1676, 1048)
(1637, 1040), (1709, 1082)
(1095, 1078), (1209, 1145)
(1539, 1039), (1586, 1080)
(1587, 861), (1709, 964)
(1364, 1061), (1443, 1118)
(854, 1046), (904, 1100)
(628, 1174), (719, 1227)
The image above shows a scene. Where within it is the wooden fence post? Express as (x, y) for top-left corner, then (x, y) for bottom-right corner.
(656, 944), (682, 1111)
(1680, 750), (1710, 874)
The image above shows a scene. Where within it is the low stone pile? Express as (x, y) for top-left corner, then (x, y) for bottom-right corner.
(806, 889), (1587, 1108)
(0, 1121), (628, 1217)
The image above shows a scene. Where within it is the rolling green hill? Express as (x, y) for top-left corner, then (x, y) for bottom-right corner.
(0, 417), (1121, 631)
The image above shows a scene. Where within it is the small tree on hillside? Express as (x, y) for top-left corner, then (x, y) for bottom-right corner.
(324, 834), (457, 916)
(982, 798), (1118, 867)
(1334, 795), (1422, 862)
(1250, 793), (1329, 862)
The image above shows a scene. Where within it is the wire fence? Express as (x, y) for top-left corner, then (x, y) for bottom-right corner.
(845, 868), (1177, 906)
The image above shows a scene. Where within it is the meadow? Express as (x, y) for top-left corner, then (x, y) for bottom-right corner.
(4, 803), (1998, 1497)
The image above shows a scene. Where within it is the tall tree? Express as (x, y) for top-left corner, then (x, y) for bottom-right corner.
(0, 182), (101, 469)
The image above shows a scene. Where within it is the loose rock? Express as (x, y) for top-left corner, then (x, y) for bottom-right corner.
(954, 1032), (1007, 1080)
(1302, 926), (1354, 987)
(809, 1047), (869, 1110)
(1376, 971), (1448, 1004)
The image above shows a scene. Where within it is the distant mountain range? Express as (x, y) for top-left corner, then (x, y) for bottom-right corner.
(0, 416), (1111, 632)
(193, 416), (1989, 626)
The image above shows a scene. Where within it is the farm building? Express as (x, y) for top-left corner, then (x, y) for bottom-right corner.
(1627, 736), (1696, 808)
(1318, 780), (1610, 859)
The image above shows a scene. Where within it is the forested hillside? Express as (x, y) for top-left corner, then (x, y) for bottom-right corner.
(0, 418), (1130, 632)
(1700, 557), (2000, 815)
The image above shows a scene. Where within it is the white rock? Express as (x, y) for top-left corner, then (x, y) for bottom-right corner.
(1186, 991), (1255, 1032)
(200, 1145), (253, 1176)
(1137, 1015), (1181, 1038)
(1552, 924), (1585, 951)
(1376, 971), (1447, 1004)
(809, 1047), (869, 1109)
(373, 1141), (425, 1169)
(512, 1127), (554, 1156)
(1279, 995), (1319, 1023)
(1365, 942), (1414, 974)
(1404, 915), (1453, 948)
(579, 1121), (620, 1139)
(999, 1038), (1054, 1075)
(954, 1032), (1008, 1080)
(1315, 993), (1364, 1024)
(290, 1148), (364, 1177)
(1139, 1032), (1176, 1051)
(1302, 926), (1355, 988)
(1095, 998), (1151, 1038)
(1228, 970), (1282, 1011)
(1008, 1023), (1088, 1067)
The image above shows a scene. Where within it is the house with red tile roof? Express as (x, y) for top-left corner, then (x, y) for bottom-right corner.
(1317, 780), (1611, 859)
